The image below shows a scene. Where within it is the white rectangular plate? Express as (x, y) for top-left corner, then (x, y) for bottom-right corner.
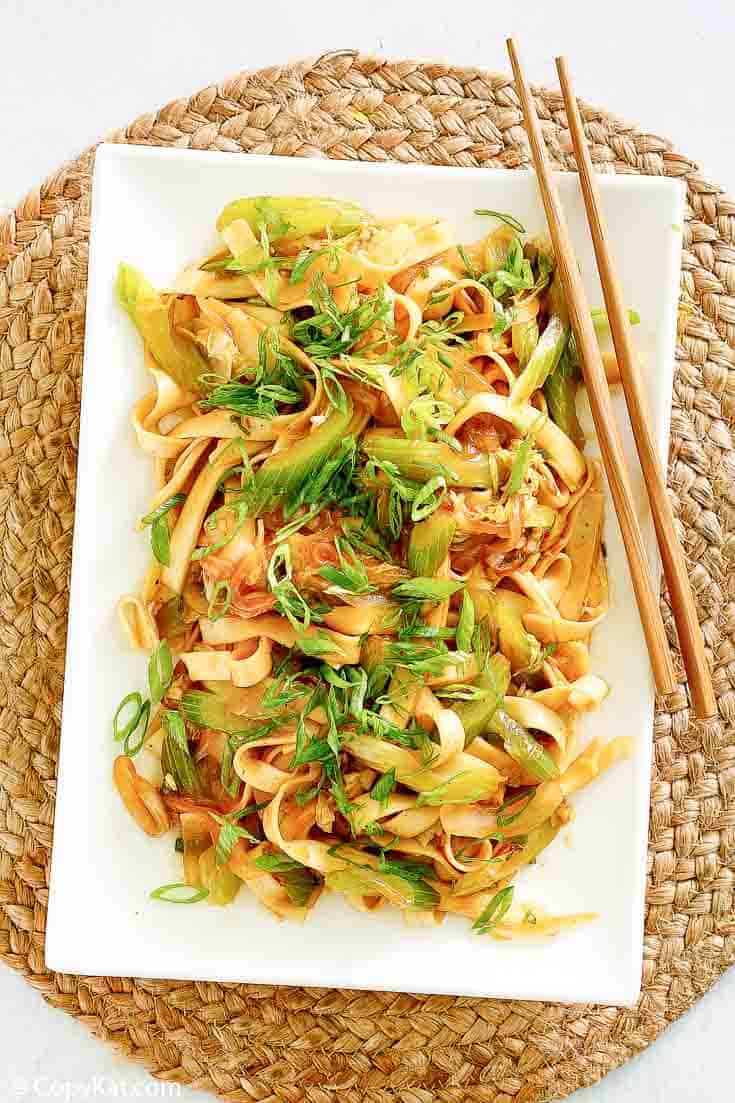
(46, 144), (684, 1004)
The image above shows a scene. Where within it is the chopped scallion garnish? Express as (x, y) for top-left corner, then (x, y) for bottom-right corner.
(471, 886), (515, 933)
(150, 883), (209, 905)
(140, 494), (185, 567)
(474, 208), (526, 234)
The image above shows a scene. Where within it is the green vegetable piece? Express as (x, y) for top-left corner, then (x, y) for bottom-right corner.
(504, 436), (534, 499)
(181, 692), (278, 746)
(116, 263), (207, 393)
(113, 691), (150, 757)
(254, 851), (319, 905)
(216, 195), (367, 241)
(454, 655), (511, 745)
(410, 475), (447, 521)
(160, 710), (204, 796)
(512, 319), (539, 369)
(208, 580), (232, 622)
(243, 398), (354, 516)
(591, 306), (640, 335)
(543, 339), (584, 449)
(211, 812), (259, 866)
(472, 886), (515, 933)
(509, 271), (569, 406)
(148, 640), (173, 707)
(472, 588), (540, 674)
(455, 820), (560, 897)
(393, 577), (463, 603)
(363, 433), (499, 490)
(455, 591), (475, 653)
(371, 768), (397, 806)
(415, 769), (495, 806)
(326, 865), (437, 910)
(474, 209), (526, 234)
(140, 494), (186, 529)
(198, 847), (242, 906)
(181, 691), (246, 732)
(408, 513), (457, 576)
(489, 709), (560, 782)
(150, 883), (209, 904)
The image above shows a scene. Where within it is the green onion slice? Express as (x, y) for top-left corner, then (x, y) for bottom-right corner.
(113, 692), (150, 756)
(148, 640), (173, 707)
(472, 886), (515, 933)
(140, 494), (186, 527)
(208, 580), (233, 622)
(496, 787), (536, 827)
(150, 883), (209, 904)
(474, 209), (526, 234)
(410, 476), (446, 522)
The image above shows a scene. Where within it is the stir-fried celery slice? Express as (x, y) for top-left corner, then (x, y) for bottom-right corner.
(161, 712), (204, 796)
(543, 339), (584, 449)
(469, 587), (540, 673)
(116, 263), (207, 393)
(488, 709), (560, 782)
(512, 319), (539, 369)
(244, 398), (354, 516)
(199, 847), (242, 906)
(363, 432), (500, 490)
(155, 595), (188, 641)
(326, 866), (437, 910)
(181, 691), (254, 735)
(347, 733), (502, 804)
(407, 513), (457, 576)
(510, 273), (569, 407)
(216, 195), (367, 241)
(591, 307), (640, 336)
(542, 306), (640, 445)
(454, 655), (510, 745)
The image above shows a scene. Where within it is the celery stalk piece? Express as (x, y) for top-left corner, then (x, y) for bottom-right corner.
(326, 866), (438, 910)
(346, 734), (502, 804)
(181, 691), (254, 735)
(160, 712), (205, 797)
(510, 316), (569, 407)
(116, 263), (207, 393)
(488, 709), (560, 781)
(493, 590), (540, 672)
(244, 398), (354, 516)
(591, 307), (640, 336)
(216, 196), (367, 241)
(543, 341), (584, 449)
(454, 654), (510, 745)
(542, 307), (639, 447)
(512, 319), (539, 369)
(362, 432), (502, 490)
(509, 271), (569, 407)
(407, 513), (457, 576)
(199, 847), (242, 906)
(470, 587), (539, 673)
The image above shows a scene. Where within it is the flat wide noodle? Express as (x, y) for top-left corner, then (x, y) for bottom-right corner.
(118, 594), (159, 651)
(181, 637), (272, 687)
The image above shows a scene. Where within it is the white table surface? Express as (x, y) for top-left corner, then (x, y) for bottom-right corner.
(1, 1), (734, 1099)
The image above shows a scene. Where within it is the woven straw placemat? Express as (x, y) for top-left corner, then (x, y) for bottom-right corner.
(1, 49), (734, 1103)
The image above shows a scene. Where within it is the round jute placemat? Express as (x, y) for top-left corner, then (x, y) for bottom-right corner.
(1, 49), (735, 1103)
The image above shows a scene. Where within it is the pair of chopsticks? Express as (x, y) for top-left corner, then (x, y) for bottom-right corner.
(506, 40), (716, 719)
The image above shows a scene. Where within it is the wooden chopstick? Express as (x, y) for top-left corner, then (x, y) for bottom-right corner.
(555, 57), (716, 719)
(506, 38), (677, 699)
